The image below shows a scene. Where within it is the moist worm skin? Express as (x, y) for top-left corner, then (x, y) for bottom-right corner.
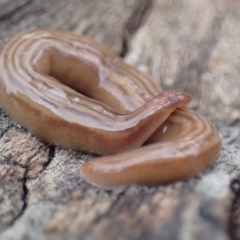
(0, 29), (221, 187)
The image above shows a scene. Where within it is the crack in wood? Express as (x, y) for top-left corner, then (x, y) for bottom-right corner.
(34, 144), (56, 178)
(6, 167), (28, 227)
(0, 0), (33, 23)
(2, 145), (55, 229)
(228, 178), (240, 240)
(120, 0), (153, 57)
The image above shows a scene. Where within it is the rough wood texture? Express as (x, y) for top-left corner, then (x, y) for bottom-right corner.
(0, 0), (240, 239)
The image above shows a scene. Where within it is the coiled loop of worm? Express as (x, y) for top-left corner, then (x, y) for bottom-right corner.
(0, 30), (221, 187)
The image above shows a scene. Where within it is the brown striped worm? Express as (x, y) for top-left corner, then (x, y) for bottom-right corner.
(0, 29), (221, 188)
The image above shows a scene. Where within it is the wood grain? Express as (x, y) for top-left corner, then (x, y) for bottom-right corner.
(0, 0), (240, 240)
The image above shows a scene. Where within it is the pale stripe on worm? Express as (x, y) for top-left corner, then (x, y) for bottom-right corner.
(0, 29), (221, 188)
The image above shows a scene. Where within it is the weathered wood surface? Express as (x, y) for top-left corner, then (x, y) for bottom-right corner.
(1, 0), (240, 239)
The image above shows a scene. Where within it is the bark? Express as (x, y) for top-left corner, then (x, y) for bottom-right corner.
(0, 0), (240, 239)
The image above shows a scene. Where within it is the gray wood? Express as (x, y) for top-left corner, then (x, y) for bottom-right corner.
(0, 0), (240, 239)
